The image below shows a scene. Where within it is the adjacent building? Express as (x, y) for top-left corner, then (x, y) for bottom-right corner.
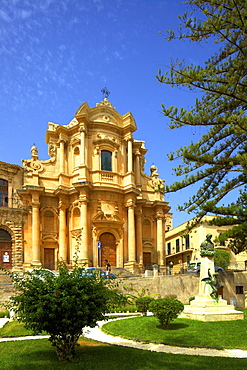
(165, 215), (247, 274)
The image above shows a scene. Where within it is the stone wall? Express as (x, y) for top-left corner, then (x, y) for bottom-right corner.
(118, 271), (247, 308)
(118, 274), (199, 304)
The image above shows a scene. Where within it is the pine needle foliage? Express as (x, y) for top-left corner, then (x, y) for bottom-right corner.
(157, 0), (247, 251)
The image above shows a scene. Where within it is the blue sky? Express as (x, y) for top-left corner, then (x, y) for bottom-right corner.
(0, 0), (216, 227)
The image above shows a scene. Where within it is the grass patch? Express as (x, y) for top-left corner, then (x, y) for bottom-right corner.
(1, 338), (247, 369)
(103, 314), (247, 349)
(0, 321), (46, 337)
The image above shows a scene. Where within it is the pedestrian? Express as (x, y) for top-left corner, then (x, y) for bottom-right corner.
(105, 259), (111, 279)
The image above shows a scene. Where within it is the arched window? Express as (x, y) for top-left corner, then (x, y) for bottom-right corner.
(101, 150), (112, 171)
(0, 179), (8, 207)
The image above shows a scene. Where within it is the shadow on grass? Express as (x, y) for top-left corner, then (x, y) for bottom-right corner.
(157, 322), (189, 330)
(1, 339), (247, 370)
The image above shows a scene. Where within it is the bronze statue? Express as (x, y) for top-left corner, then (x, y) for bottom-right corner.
(201, 269), (220, 301)
(200, 233), (214, 251)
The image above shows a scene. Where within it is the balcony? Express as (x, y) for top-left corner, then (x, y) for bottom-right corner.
(101, 172), (114, 182)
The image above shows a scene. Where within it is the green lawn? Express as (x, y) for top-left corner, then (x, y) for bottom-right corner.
(1, 316), (247, 369)
(0, 320), (45, 337)
(103, 311), (247, 349)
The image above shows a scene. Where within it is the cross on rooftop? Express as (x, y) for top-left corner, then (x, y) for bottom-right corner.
(101, 87), (110, 99)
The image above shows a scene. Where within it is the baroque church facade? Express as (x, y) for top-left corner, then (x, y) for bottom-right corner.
(0, 98), (172, 273)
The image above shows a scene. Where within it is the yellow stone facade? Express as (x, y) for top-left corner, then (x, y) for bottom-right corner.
(0, 161), (26, 271)
(0, 99), (171, 272)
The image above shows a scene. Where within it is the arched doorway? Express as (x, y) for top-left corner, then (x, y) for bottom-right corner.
(99, 232), (116, 267)
(0, 229), (12, 269)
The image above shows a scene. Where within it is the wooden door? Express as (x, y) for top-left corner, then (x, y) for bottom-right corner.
(44, 248), (55, 270)
(143, 252), (152, 270)
(100, 233), (116, 267)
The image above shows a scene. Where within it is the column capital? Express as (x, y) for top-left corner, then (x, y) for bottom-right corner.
(125, 199), (136, 209)
(79, 123), (87, 133)
(156, 211), (164, 220)
(134, 150), (141, 156)
(124, 134), (133, 142)
(58, 134), (68, 144)
(32, 200), (40, 208)
(58, 200), (68, 210)
(79, 195), (89, 206)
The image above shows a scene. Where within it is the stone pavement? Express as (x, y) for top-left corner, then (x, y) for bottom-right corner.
(1, 317), (247, 358)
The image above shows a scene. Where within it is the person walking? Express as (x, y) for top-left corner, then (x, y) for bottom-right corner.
(105, 259), (111, 279)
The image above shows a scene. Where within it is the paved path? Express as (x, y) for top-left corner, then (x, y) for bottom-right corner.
(1, 317), (247, 358)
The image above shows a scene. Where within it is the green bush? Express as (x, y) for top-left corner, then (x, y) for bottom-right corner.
(136, 297), (154, 316)
(149, 298), (184, 329)
(189, 296), (195, 303)
(4, 262), (112, 361)
(214, 249), (231, 269)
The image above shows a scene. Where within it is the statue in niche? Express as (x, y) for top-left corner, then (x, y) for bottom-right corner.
(150, 165), (164, 193)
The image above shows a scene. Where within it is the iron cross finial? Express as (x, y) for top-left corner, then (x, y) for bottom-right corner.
(101, 87), (110, 99)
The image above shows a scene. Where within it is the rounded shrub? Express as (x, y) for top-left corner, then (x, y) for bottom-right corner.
(149, 298), (184, 329)
(135, 297), (154, 316)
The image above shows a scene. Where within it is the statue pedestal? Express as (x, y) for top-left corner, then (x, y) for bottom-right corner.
(180, 255), (244, 321)
(180, 295), (244, 321)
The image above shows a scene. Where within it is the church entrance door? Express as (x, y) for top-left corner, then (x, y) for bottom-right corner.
(100, 233), (116, 267)
(44, 248), (55, 270)
(143, 252), (152, 270)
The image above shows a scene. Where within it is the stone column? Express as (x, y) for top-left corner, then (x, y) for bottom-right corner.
(118, 238), (124, 267)
(113, 150), (118, 173)
(95, 146), (100, 170)
(127, 138), (133, 173)
(135, 151), (141, 185)
(156, 211), (164, 266)
(59, 139), (65, 173)
(80, 125), (86, 165)
(136, 207), (143, 265)
(127, 200), (136, 262)
(8, 180), (13, 208)
(32, 199), (41, 265)
(58, 201), (67, 262)
(79, 196), (88, 262)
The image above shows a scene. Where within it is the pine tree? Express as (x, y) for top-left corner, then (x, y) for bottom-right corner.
(157, 0), (247, 252)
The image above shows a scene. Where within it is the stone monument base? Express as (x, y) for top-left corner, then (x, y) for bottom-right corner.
(180, 295), (244, 321)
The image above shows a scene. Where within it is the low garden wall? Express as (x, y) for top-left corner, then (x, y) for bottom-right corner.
(118, 271), (247, 308)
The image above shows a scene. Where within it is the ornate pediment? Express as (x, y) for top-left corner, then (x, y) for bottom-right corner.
(93, 204), (123, 226)
(93, 134), (120, 150)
